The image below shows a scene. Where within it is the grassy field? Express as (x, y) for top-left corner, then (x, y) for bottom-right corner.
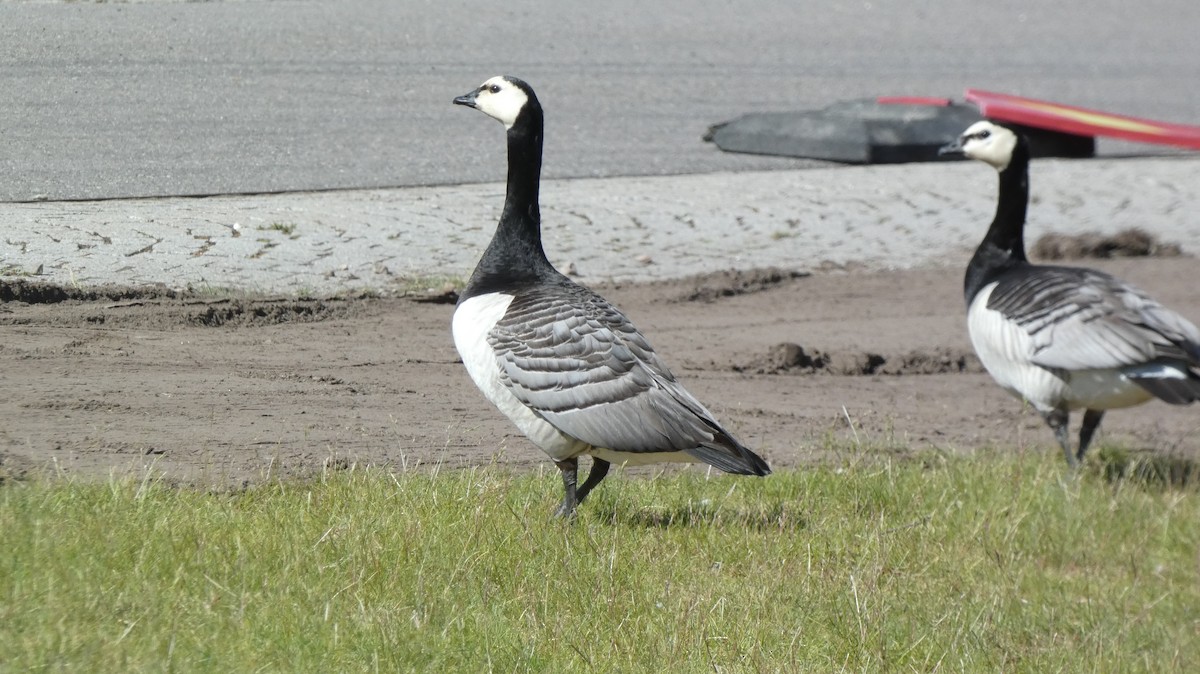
(2, 450), (1197, 673)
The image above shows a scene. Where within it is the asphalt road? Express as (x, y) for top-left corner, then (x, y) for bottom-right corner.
(2, 0), (1198, 201)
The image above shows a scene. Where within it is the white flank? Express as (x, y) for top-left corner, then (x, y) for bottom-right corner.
(453, 293), (588, 461)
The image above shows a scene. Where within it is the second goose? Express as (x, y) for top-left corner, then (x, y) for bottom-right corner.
(941, 120), (1200, 467)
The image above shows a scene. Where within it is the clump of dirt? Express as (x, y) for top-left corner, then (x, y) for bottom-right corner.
(738, 343), (884, 375)
(879, 349), (983, 375)
(737, 342), (982, 376)
(672, 267), (809, 303)
(0, 279), (183, 304)
(1032, 228), (1184, 261)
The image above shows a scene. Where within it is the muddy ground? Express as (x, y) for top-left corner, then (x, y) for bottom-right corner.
(2, 258), (1198, 486)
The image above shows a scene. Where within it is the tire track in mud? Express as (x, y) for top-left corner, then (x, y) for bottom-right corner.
(0, 279), (378, 329)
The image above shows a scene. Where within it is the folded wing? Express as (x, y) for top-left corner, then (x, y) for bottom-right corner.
(487, 282), (769, 474)
(987, 266), (1200, 402)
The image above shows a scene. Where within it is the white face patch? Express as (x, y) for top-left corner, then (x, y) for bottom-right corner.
(959, 121), (1018, 171)
(471, 76), (529, 130)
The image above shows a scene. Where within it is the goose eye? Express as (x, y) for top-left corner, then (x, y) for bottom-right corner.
(977, 130), (991, 140)
(488, 84), (502, 94)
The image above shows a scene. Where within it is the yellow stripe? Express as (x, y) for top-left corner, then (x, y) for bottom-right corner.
(1020, 102), (1168, 135)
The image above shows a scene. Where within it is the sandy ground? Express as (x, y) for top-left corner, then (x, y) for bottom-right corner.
(3, 258), (1198, 486)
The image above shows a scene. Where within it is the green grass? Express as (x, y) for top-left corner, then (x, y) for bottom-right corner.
(257, 222), (299, 238)
(1, 453), (1198, 672)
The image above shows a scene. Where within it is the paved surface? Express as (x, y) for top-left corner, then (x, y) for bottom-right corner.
(2, 1), (1198, 291)
(2, 0), (1199, 201)
(5, 156), (1198, 295)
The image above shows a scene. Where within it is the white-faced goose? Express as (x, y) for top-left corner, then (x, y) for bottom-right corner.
(940, 120), (1200, 467)
(451, 76), (770, 516)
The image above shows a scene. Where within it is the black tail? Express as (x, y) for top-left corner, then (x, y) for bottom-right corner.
(1130, 365), (1200, 405)
(687, 438), (771, 476)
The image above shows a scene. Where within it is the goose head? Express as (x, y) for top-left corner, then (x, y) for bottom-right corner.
(453, 76), (538, 130)
(939, 120), (1020, 172)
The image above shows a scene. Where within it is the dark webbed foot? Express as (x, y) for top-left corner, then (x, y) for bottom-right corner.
(554, 458), (580, 518)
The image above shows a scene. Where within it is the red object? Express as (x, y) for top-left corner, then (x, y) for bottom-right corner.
(966, 89), (1200, 150)
(876, 96), (952, 106)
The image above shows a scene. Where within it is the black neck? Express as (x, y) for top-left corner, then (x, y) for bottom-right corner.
(461, 105), (558, 300)
(502, 111), (542, 224)
(964, 143), (1031, 303)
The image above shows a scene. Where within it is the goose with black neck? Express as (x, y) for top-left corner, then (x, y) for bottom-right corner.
(940, 120), (1200, 467)
(451, 76), (771, 517)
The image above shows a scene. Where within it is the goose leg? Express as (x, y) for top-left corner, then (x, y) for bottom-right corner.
(1042, 408), (1076, 468)
(553, 458), (580, 518)
(1077, 409), (1105, 464)
(576, 458), (611, 505)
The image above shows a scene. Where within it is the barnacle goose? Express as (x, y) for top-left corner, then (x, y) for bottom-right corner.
(940, 120), (1200, 467)
(451, 76), (770, 516)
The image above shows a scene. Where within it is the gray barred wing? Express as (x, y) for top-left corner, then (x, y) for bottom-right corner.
(486, 284), (729, 453)
(987, 266), (1200, 370)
